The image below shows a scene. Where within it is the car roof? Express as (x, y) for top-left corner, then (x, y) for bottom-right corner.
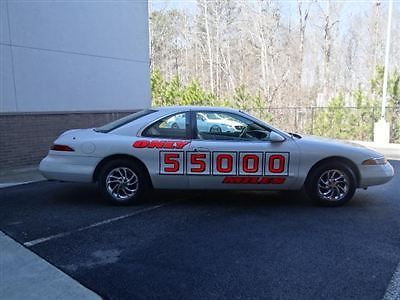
(111, 105), (290, 139)
(153, 106), (241, 113)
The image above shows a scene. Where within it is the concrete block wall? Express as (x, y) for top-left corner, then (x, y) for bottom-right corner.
(0, 111), (133, 170)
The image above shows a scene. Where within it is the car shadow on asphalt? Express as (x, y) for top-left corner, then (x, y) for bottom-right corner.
(0, 180), (376, 210)
(31, 183), (313, 208)
(171, 189), (312, 208)
(154, 189), (378, 210)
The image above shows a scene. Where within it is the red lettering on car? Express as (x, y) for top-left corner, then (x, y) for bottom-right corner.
(148, 140), (165, 149)
(242, 154), (259, 173)
(163, 153), (180, 172)
(216, 154), (233, 173)
(163, 141), (175, 149)
(191, 153), (207, 173)
(271, 177), (286, 184)
(222, 177), (243, 184)
(260, 177), (271, 184)
(222, 176), (286, 184)
(133, 140), (189, 149)
(268, 155), (285, 173)
(175, 141), (190, 149)
(133, 140), (149, 148)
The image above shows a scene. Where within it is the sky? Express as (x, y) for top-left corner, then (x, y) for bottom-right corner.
(151, 0), (197, 12)
(149, 0), (395, 39)
(149, 0), (393, 21)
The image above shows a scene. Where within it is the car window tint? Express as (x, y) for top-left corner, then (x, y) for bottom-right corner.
(142, 113), (187, 139)
(195, 112), (270, 141)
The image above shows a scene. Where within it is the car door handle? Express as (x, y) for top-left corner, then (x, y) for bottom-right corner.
(192, 147), (210, 152)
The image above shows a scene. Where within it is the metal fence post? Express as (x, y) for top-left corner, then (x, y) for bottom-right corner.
(371, 107), (375, 141)
(311, 107), (314, 135)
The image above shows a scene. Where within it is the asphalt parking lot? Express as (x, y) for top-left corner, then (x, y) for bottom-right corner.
(1, 160), (399, 300)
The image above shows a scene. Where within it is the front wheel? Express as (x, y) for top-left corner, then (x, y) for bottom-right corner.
(98, 159), (149, 205)
(305, 162), (356, 207)
(210, 125), (222, 133)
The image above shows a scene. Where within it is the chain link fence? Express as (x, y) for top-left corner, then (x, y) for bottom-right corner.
(247, 106), (400, 143)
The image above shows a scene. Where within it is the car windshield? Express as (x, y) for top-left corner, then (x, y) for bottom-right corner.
(94, 109), (156, 133)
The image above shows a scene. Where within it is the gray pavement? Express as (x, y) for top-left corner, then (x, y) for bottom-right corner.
(0, 160), (399, 299)
(0, 231), (100, 300)
(0, 141), (399, 299)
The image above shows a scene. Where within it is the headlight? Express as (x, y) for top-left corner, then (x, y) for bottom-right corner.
(362, 157), (387, 165)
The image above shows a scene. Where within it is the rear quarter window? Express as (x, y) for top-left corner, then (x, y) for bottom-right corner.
(95, 110), (156, 133)
(142, 112), (188, 139)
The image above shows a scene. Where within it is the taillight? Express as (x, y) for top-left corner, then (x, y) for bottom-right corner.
(51, 144), (75, 152)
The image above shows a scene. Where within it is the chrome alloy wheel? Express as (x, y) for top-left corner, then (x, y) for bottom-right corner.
(317, 169), (349, 201)
(106, 167), (139, 200)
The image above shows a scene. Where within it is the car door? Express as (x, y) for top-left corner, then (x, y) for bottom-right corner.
(187, 110), (300, 190)
(139, 111), (191, 189)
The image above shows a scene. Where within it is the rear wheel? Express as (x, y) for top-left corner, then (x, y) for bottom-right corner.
(98, 159), (149, 205)
(306, 161), (356, 207)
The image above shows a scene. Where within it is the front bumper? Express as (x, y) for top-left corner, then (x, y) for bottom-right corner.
(39, 154), (101, 183)
(359, 161), (395, 188)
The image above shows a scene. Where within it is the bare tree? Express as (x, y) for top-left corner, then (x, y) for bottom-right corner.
(148, 0), (399, 108)
(296, 0), (312, 103)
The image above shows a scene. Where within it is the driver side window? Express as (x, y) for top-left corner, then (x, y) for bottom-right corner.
(195, 111), (270, 141)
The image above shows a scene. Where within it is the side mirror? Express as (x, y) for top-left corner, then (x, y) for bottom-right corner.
(269, 131), (285, 142)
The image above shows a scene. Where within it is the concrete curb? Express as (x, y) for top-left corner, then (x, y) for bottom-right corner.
(0, 231), (101, 300)
(0, 180), (46, 189)
(383, 262), (400, 300)
(0, 166), (45, 189)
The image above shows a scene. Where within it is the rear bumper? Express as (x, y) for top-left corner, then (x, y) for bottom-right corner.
(39, 154), (101, 183)
(359, 162), (394, 188)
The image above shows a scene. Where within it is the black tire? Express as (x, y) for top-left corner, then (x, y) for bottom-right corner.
(98, 159), (149, 205)
(210, 125), (222, 133)
(305, 161), (356, 207)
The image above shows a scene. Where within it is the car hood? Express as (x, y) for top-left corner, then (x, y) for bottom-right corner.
(296, 134), (383, 158)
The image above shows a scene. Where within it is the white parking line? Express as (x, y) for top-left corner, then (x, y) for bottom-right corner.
(384, 262), (400, 300)
(24, 203), (170, 247)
